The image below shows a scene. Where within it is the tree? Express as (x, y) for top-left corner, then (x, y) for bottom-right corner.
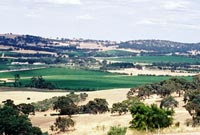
(80, 98), (109, 114)
(51, 117), (75, 132)
(184, 90), (200, 126)
(80, 93), (88, 101)
(160, 96), (179, 110)
(30, 76), (37, 88)
(66, 92), (80, 104)
(28, 76), (55, 89)
(0, 104), (42, 135)
(17, 103), (35, 115)
(129, 78), (190, 99)
(94, 98), (109, 113)
(111, 102), (128, 115)
(193, 74), (200, 89)
(2, 99), (16, 108)
(127, 88), (137, 99)
(130, 103), (173, 131)
(107, 126), (127, 135)
(123, 96), (141, 109)
(53, 96), (78, 115)
(14, 74), (21, 87)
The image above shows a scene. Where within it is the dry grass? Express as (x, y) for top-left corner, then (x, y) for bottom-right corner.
(1, 88), (200, 135)
(78, 42), (117, 51)
(108, 68), (196, 76)
(0, 45), (14, 49)
(11, 49), (56, 55)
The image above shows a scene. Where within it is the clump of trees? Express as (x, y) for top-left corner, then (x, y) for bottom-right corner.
(10, 74), (56, 89)
(17, 103), (35, 115)
(111, 97), (141, 116)
(53, 96), (79, 116)
(111, 95), (174, 131)
(100, 62), (135, 70)
(28, 76), (55, 89)
(32, 96), (58, 112)
(80, 98), (109, 114)
(182, 74), (200, 126)
(111, 102), (128, 115)
(2, 99), (35, 116)
(51, 96), (109, 115)
(127, 75), (200, 127)
(66, 92), (88, 103)
(0, 100), (44, 135)
(128, 77), (194, 99)
(32, 92), (88, 112)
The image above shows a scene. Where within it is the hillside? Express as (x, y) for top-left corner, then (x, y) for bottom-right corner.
(0, 33), (200, 77)
(0, 34), (200, 55)
(118, 40), (200, 53)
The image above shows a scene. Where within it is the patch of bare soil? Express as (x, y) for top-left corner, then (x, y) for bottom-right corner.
(108, 68), (196, 76)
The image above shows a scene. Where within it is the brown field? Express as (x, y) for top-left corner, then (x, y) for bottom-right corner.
(11, 49), (56, 55)
(0, 88), (200, 135)
(0, 45), (14, 49)
(78, 42), (117, 51)
(108, 68), (196, 77)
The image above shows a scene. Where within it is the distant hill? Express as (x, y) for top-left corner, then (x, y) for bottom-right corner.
(118, 40), (200, 53)
(0, 33), (200, 54)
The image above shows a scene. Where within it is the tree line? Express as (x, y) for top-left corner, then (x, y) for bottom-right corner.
(127, 74), (200, 126)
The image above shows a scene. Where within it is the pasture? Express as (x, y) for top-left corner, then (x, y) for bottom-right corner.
(0, 88), (198, 135)
(0, 64), (45, 71)
(0, 67), (188, 90)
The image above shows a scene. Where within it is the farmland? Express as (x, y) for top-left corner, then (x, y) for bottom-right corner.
(105, 56), (200, 64)
(0, 67), (190, 90)
(0, 34), (199, 135)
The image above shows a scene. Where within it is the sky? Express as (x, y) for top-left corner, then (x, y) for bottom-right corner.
(0, 0), (200, 43)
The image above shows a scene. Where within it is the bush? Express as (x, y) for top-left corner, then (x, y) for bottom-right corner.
(130, 103), (173, 131)
(107, 126), (127, 135)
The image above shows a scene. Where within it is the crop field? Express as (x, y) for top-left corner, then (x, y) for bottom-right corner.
(0, 64), (45, 71)
(96, 50), (136, 56)
(106, 56), (199, 64)
(0, 67), (191, 90)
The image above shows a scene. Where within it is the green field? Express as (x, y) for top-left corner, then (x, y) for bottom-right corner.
(106, 56), (199, 64)
(96, 50), (136, 56)
(0, 67), (191, 90)
(0, 64), (45, 71)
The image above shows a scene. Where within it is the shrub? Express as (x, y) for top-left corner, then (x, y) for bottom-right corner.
(130, 103), (173, 131)
(107, 126), (127, 135)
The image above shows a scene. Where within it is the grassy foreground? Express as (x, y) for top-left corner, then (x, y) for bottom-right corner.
(0, 67), (191, 90)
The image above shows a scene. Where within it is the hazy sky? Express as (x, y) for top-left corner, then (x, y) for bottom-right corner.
(0, 0), (200, 42)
